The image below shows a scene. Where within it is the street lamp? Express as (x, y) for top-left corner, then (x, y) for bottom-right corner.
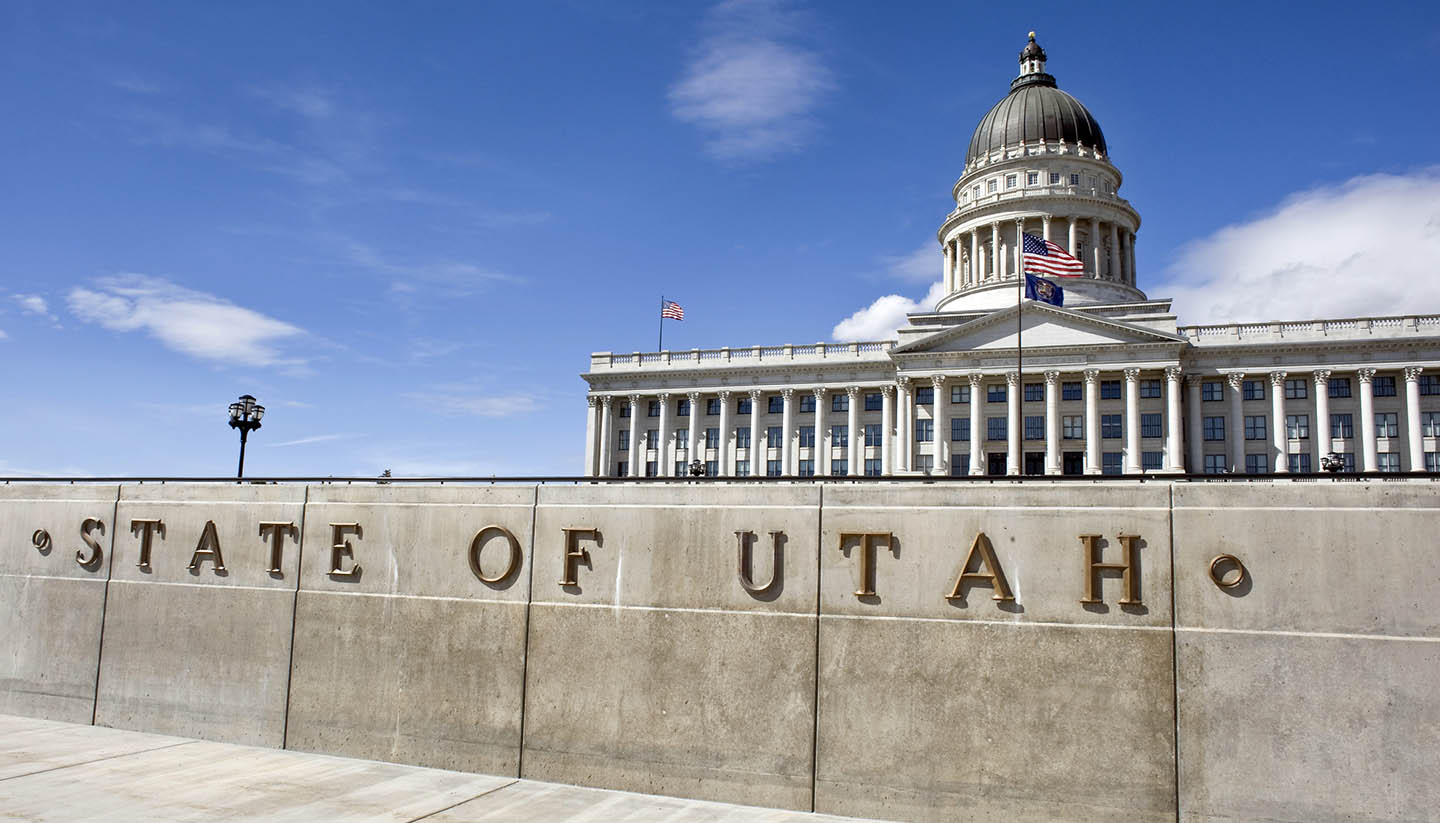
(227, 394), (265, 478)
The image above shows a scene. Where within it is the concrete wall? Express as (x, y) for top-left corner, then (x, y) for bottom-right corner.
(1, 480), (1436, 822)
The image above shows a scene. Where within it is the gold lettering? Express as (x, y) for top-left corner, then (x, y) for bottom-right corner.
(130, 518), (164, 570)
(77, 518), (105, 568)
(559, 527), (598, 587)
(1080, 533), (1142, 605)
(328, 523), (362, 578)
(187, 520), (226, 572)
(31, 529), (52, 554)
(946, 531), (1014, 603)
(469, 525), (521, 585)
(838, 532), (894, 598)
(258, 521), (296, 575)
(735, 530), (783, 594)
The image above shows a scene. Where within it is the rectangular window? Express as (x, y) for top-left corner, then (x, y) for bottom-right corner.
(676, 429), (688, 451)
(1331, 413), (1353, 438)
(987, 385), (1006, 403)
(1328, 377), (1351, 398)
(1141, 413), (1162, 438)
(1427, 452), (1439, 472)
(987, 417), (1007, 441)
(1140, 379), (1162, 399)
(915, 419), (933, 442)
(1142, 452), (1164, 471)
(1284, 379), (1307, 400)
(1375, 412), (1399, 438)
(799, 426), (815, 448)
(645, 461), (657, 477)
(1024, 416), (1044, 440)
(705, 398), (720, 415)
(1101, 414), (1122, 439)
(915, 455), (934, 474)
(1203, 416), (1225, 441)
(950, 385), (970, 404)
(617, 431), (629, 451)
(864, 458), (882, 477)
(797, 459), (815, 477)
(705, 460), (717, 477)
(735, 427), (751, 449)
(831, 393), (848, 412)
(735, 459), (750, 477)
(766, 427), (783, 448)
(1377, 452), (1401, 472)
(1005, 174), (1017, 189)
(1026, 172), (1038, 185)
(645, 429), (657, 449)
(1423, 411), (1440, 438)
(647, 400), (661, 417)
(1288, 454), (1313, 473)
(831, 459), (848, 476)
(952, 456), (970, 475)
(1246, 454), (1268, 474)
(1062, 415), (1083, 439)
(1339, 452), (1355, 472)
(1242, 380), (1264, 401)
(987, 179), (998, 193)
(674, 460), (687, 476)
(831, 425), (848, 447)
(1024, 383), (1043, 402)
(1100, 380), (1121, 400)
(1062, 381), (1082, 401)
(952, 418), (969, 441)
(737, 397), (751, 415)
(1069, 173), (1080, 186)
(1049, 172), (1061, 185)
(1373, 376), (1397, 397)
(799, 394), (816, 413)
(676, 399), (690, 416)
(1102, 453), (1122, 475)
(1202, 381), (1223, 402)
(619, 404), (631, 418)
(617, 461), (628, 476)
(864, 392), (882, 411)
(1421, 375), (1440, 395)
(864, 423), (882, 446)
(1286, 415), (1309, 439)
(1204, 454), (1227, 474)
(1244, 416), (1266, 440)
(973, 185), (981, 200)
(915, 387), (934, 405)
(705, 427), (719, 448)
(766, 460), (782, 477)
(767, 396), (783, 413)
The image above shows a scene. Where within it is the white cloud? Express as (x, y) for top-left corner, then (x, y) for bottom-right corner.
(880, 244), (940, 283)
(268, 433), (348, 448)
(246, 84), (338, 120)
(67, 275), (305, 367)
(833, 281), (947, 342)
(1156, 169), (1440, 324)
(13, 294), (57, 322)
(0, 328), (7, 340)
(343, 241), (516, 295)
(404, 389), (541, 418)
(669, 0), (835, 161)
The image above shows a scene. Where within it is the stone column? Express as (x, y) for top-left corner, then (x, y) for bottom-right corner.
(990, 223), (1001, 282)
(599, 396), (615, 476)
(1006, 371), (1021, 475)
(1186, 376), (1203, 472)
(969, 231), (979, 287)
(1067, 218), (1078, 258)
(813, 387), (827, 476)
(1405, 367), (1425, 471)
(717, 391), (732, 476)
(1108, 223), (1119, 280)
(1042, 215), (1052, 243)
(1127, 231), (1137, 286)
(943, 241), (954, 293)
(687, 391), (703, 471)
(628, 395), (642, 477)
(1090, 217), (1102, 278)
(1357, 369), (1377, 471)
(657, 392), (673, 477)
(1044, 370), (1060, 474)
(932, 374), (949, 476)
(1014, 218), (1025, 281)
(978, 240), (987, 283)
(968, 372), (985, 475)
(1226, 374), (1245, 472)
(748, 389), (763, 477)
(1312, 370), (1331, 468)
(881, 386), (895, 475)
(846, 386), (860, 476)
(1165, 367), (1184, 472)
(1084, 369), (1100, 474)
(1124, 368), (1141, 473)
(584, 396), (599, 476)
(780, 388), (795, 476)
(1269, 373), (1288, 473)
(895, 376), (912, 473)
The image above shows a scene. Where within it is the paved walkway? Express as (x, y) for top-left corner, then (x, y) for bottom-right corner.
(0, 715), (875, 822)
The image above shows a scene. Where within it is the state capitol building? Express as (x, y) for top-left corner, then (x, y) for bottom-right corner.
(580, 35), (1440, 479)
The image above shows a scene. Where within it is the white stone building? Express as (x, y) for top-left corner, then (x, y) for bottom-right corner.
(580, 35), (1440, 478)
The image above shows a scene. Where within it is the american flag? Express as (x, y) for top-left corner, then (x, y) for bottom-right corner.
(661, 300), (685, 320)
(1022, 233), (1085, 276)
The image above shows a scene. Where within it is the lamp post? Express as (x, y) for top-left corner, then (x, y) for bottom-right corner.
(227, 394), (265, 479)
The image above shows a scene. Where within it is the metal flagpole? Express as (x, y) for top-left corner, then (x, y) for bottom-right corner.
(658, 295), (665, 351)
(1017, 247), (1024, 475)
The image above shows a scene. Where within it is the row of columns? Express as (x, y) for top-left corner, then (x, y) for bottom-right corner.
(941, 215), (1136, 293)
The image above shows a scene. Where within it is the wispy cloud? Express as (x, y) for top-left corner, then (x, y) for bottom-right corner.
(117, 108), (348, 185)
(67, 274), (306, 368)
(0, 328), (8, 341)
(245, 83), (339, 120)
(267, 433), (349, 448)
(669, 0), (835, 161)
(403, 388), (541, 418)
(107, 72), (164, 95)
(343, 240), (517, 295)
(1155, 169), (1440, 323)
(13, 293), (58, 323)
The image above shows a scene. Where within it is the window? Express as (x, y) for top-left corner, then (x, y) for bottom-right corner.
(1062, 381), (1082, 401)
(972, 185), (981, 200)
(1331, 414), (1353, 438)
(987, 385), (1006, 403)
(1375, 412), (1399, 438)
(831, 459), (848, 476)
(1427, 452), (1440, 472)
(1339, 452), (1356, 472)
(797, 459), (815, 477)
(831, 394), (848, 412)
(952, 418), (969, 441)
(620, 404), (631, 418)
(1422, 375), (1440, 395)
(799, 394), (816, 413)
(736, 459), (750, 477)
(1245, 454), (1268, 474)
(1286, 415), (1309, 439)
(766, 427), (783, 448)
(1377, 453), (1401, 472)
(677, 398), (691, 416)
(1142, 452), (1164, 471)
(1063, 415), (1083, 439)
(1284, 379), (1307, 400)
(1244, 416), (1266, 440)
(1202, 381), (1223, 402)
(1069, 173), (1080, 186)
(915, 455), (934, 474)
(1424, 412), (1440, 437)
(987, 179), (998, 193)
(1373, 376), (1397, 397)
(1101, 414), (1122, 439)
(864, 458), (882, 476)
(915, 419), (933, 442)
(766, 460), (782, 477)
(831, 425), (849, 447)
(1026, 172), (1038, 185)
(1242, 381), (1264, 401)
(674, 461), (687, 476)
(737, 397), (752, 414)
(1140, 379), (1162, 399)
(1102, 453), (1122, 475)
(648, 400), (661, 417)
(768, 396), (783, 413)
(705, 460), (717, 477)
(864, 423), (882, 446)
(987, 417), (1007, 441)
(1328, 378), (1352, 398)
(645, 461), (657, 477)
(1100, 380), (1121, 400)
(617, 461), (628, 476)
(645, 429), (658, 449)
(950, 385), (970, 404)
(1049, 172), (1061, 185)
(915, 387), (933, 405)
(618, 431), (629, 451)
(736, 427), (751, 449)
(1005, 174), (1017, 189)
(705, 398), (720, 415)
(799, 426), (815, 448)
(1204, 454), (1227, 474)
(676, 429), (688, 451)
(1288, 454), (1312, 473)
(865, 392), (882, 411)
(705, 427), (720, 448)
(952, 456), (970, 475)
(1141, 413), (1162, 438)
(1024, 453), (1045, 476)
(1203, 416), (1225, 441)
(1024, 416), (1044, 440)
(1024, 383), (1043, 402)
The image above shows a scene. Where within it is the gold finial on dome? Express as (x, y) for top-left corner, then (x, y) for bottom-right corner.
(1028, 31), (1035, 39)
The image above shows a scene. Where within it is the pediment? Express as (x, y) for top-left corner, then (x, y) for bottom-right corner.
(894, 303), (1185, 355)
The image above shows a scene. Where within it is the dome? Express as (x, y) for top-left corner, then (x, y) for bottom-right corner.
(964, 37), (1107, 166)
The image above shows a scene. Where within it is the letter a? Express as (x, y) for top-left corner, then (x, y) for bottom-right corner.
(187, 520), (227, 572)
(946, 532), (1014, 603)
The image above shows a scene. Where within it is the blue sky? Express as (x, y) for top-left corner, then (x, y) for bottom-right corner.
(3, 1), (1439, 477)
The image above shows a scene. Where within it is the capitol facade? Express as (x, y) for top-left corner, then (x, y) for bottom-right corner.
(581, 35), (1440, 479)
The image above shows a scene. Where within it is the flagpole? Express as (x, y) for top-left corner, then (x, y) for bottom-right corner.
(658, 295), (665, 351)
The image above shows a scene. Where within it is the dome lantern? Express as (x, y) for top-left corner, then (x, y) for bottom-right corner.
(1019, 31), (1047, 77)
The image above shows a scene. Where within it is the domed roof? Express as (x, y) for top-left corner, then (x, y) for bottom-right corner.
(964, 36), (1107, 166)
